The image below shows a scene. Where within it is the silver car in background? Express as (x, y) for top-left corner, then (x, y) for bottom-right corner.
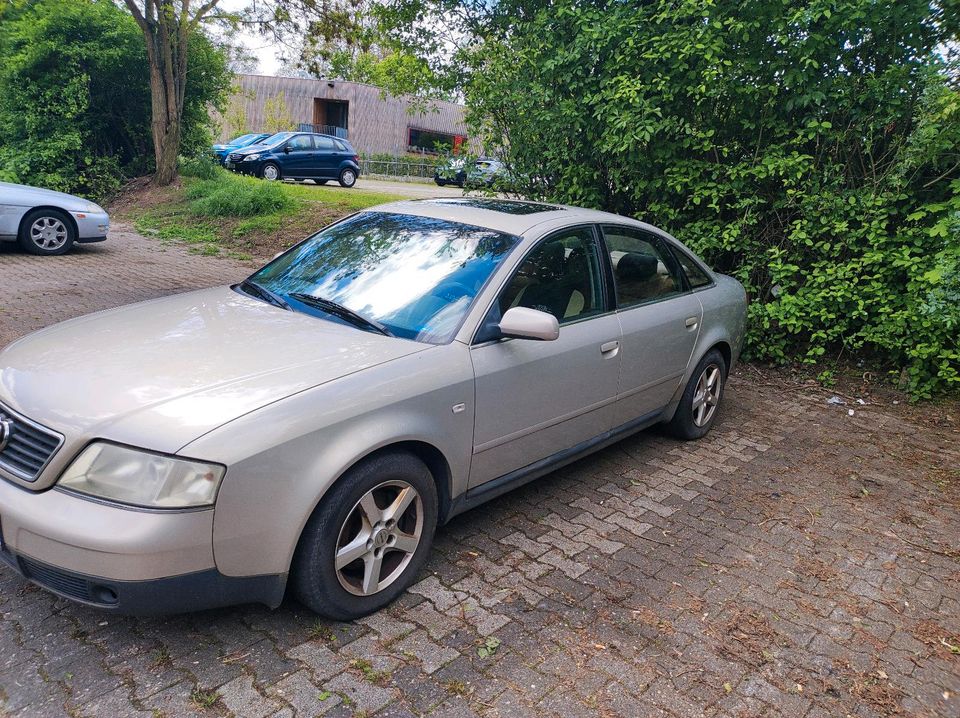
(0, 198), (746, 619)
(0, 181), (109, 255)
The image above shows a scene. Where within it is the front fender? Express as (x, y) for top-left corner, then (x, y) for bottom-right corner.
(180, 342), (475, 577)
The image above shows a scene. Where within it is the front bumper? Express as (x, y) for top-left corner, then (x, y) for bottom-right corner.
(0, 548), (285, 614)
(71, 210), (109, 242)
(0, 478), (284, 613)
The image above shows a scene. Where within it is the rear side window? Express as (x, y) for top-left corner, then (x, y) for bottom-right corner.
(671, 247), (712, 288)
(601, 225), (683, 307)
(333, 139), (348, 151)
(315, 136), (335, 150)
(288, 135), (313, 151)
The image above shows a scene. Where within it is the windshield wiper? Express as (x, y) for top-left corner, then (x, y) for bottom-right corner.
(238, 279), (291, 311)
(289, 293), (394, 337)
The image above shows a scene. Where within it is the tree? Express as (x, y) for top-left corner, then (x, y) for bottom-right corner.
(262, 93), (295, 133)
(0, 0), (229, 198)
(121, 0), (224, 185)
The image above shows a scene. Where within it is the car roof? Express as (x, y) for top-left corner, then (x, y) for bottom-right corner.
(366, 198), (653, 236)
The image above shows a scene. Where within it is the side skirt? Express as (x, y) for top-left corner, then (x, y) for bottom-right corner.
(445, 408), (665, 521)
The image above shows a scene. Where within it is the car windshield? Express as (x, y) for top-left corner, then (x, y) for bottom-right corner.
(258, 132), (294, 148)
(248, 212), (521, 343)
(229, 133), (255, 145)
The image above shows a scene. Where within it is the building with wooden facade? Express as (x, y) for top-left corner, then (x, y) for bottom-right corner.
(220, 74), (471, 156)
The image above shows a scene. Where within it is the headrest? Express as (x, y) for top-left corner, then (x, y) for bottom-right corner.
(616, 252), (658, 282)
(531, 241), (566, 279)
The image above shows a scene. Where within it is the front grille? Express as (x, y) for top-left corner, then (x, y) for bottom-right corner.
(0, 404), (63, 481)
(20, 556), (92, 602)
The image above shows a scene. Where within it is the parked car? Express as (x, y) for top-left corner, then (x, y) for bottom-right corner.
(224, 131), (362, 187)
(0, 182), (109, 256)
(465, 158), (510, 188)
(433, 157), (467, 187)
(211, 133), (271, 163)
(0, 198), (746, 618)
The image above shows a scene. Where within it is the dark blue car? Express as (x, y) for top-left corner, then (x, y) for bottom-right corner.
(211, 133), (271, 162)
(224, 132), (362, 188)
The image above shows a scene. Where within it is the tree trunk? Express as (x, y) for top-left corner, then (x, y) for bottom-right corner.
(125, 1), (198, 187)
(147, 54), (183, 185)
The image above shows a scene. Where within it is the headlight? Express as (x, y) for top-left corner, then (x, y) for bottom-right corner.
(244, 154), (261, 161)
(80, 201), (104, 213)
(58, 442), (224, 509)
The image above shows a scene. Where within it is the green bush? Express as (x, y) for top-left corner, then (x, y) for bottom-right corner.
(454, 0), (960, 397)
(186, 174), (294, 217)
(179, 154), (225, 181)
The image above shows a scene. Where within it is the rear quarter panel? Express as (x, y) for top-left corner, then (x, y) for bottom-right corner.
(180, 342), (476, 578)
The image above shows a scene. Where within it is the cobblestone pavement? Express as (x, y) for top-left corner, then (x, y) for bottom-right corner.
(1, 229), (958, 718)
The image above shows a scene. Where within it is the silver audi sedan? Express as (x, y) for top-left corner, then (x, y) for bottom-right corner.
(0, 181), (109, 255)
(0, 198), (746, 618)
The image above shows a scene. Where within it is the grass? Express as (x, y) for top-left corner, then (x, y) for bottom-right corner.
(120, 165), (404, 261)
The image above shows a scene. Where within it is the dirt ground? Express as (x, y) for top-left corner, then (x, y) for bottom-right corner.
(0, 228), (957, 718)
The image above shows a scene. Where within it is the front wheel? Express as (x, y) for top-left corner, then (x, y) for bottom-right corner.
(19, 208), (76, 256)
(665, 349), (727, 440)
(338, 167), (357, 188)
(260, 162), (282, 181)
(292, 452), (438, 619)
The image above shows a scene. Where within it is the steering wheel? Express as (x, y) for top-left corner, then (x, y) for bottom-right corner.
(433, 281), (473, 302)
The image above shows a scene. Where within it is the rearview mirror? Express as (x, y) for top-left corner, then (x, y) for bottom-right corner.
(498, 307), (559, 341)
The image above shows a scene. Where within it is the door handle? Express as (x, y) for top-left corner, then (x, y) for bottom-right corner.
(685, 317), (699, 328)
(600, 340), (620, 355)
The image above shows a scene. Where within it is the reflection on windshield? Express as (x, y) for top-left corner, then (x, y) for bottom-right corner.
(258, 132), (293, 148)
(250, 212), (520, 343)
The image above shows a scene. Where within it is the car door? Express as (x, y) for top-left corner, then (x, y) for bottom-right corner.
(469, 225), (622, 487)
(601, 225), (704, 425)
(282, 134), (316, 177)
(313, 136), (338, 178)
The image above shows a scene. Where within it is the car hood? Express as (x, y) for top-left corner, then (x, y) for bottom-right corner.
(0, 181), (91, 210)
(0, 286), (431, 457)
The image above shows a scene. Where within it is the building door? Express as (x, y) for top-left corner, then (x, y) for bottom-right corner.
(313, 99), (349, 138)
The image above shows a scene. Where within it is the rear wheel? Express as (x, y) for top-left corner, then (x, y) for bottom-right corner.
(338, 167), (357, 188)
(665, 349), (727, 440)
(292, 452), (438, 619)
(18, 208), (75, 256)
(261, 162), (282, 181)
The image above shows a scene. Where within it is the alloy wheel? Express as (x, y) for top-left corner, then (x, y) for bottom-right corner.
(263, 164), (279, 180)
(341, 169), (356, 186)
(30, 216), (69, 251)
(334, 480), (423, 596)
(692, 364), (722, 427)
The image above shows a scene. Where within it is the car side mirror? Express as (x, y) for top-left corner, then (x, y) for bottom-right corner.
(283, 145), (291, 153)
(498, 307), (559, 341)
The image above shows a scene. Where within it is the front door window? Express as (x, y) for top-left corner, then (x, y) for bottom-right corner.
(500, 226), (605, 323)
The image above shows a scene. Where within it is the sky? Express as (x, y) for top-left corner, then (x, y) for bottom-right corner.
(216, 0), (284, 76)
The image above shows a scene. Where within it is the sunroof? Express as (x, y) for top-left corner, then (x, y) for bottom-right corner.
(427, 198), (562, 215)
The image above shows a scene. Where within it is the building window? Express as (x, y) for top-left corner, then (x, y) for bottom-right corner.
(408, 128), (466, 154)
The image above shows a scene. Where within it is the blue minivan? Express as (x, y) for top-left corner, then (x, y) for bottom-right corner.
(224, 132), (362, 188)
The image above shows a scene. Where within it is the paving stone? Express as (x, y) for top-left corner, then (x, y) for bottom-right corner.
(269, 669), (341, 716)
(219, 674), (282, 718)
(325, 671), (395, 714)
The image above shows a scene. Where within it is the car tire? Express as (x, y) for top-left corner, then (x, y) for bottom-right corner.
(435, 178), (446, 187)
(665, 349), (727, 440)
(18, 208), (76, 256)
(292, 451), (438, 620)
(338, 167), (357, 188)
(260, 162), (282, 181)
